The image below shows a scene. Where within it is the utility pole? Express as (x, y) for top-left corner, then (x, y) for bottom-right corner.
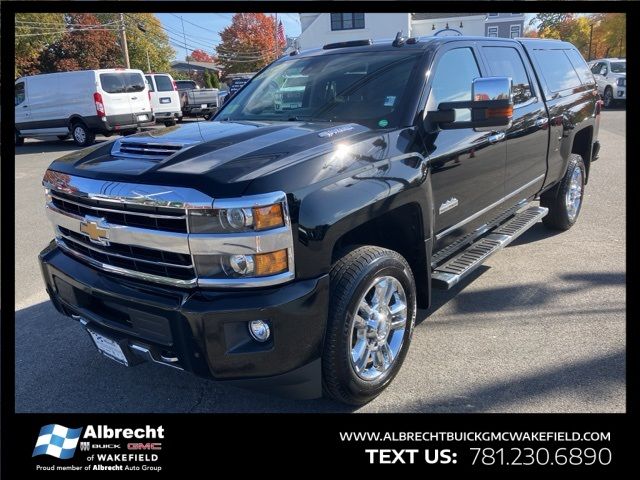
(588, 23), (593, 61)
(119, 13), (130, 69)
(180, 16), (191, 78)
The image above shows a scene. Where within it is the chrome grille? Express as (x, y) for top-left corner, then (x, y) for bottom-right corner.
(50, 191), (187, 233)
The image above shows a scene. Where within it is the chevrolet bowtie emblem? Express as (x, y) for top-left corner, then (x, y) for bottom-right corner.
(80, 217), (109, 245)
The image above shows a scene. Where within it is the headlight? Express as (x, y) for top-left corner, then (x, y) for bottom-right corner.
(188, 191), (294, 287)
(189, 203), (284, 233)
(617, 78), (626, 87)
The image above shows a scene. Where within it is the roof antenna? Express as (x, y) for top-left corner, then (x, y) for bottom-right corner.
(392, 31), (406, 47)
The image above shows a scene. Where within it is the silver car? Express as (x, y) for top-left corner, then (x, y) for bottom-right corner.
(589, 58), (626, 108)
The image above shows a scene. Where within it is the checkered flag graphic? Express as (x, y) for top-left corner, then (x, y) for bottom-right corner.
(32, 424), (83, 459)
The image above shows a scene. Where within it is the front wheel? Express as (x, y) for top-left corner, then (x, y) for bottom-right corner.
(541, 154), (586, 231)
(322, 246), (416, 405)
(603, 87), (615, 108)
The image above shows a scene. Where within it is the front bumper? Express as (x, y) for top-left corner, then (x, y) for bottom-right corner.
(39, 242), (328, 399)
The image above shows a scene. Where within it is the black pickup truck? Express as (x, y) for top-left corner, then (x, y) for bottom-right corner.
(39, 36), (601, 405)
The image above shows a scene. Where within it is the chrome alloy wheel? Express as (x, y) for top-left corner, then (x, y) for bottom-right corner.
(73, 126), (86, 144)
(349, 276), (408, 381)
(565, 166), (583, 221)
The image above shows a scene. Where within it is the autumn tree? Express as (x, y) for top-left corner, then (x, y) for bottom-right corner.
(38, 13), (122, 72)
(15, 13), (66, 76)
(216, 13), (283, 74)
(96, 13), (174, 73)
(188, 49), (215, 63)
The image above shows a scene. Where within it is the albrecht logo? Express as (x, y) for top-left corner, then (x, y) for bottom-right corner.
(32, 425), (83, 459)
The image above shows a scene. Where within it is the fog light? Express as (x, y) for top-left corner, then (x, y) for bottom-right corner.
(248, 320), (271, 342)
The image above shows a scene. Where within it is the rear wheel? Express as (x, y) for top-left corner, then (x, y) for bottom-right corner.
(541, 154), (586, 231)
(322, 246), (416, 405)
(71, 122), (95, 147)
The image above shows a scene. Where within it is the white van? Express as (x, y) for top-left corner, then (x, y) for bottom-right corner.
(145, 73), (182, 126)
(15, 69), (154, 147)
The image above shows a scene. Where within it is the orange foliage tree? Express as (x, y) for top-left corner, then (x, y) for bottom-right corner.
(216, 13), (284, 74)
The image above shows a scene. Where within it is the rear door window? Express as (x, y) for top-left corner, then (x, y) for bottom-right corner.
(100, 72), (146, 93)
(154, 75), (174, 92)
(145, 75), (155, 92)
(15, 82), (26, 105)
(532, 49), (581, 93)
(482, 46), (533, 104)
(565, 49), (595, 85)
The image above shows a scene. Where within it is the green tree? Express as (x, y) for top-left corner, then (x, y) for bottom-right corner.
(15, 13), (66, 76)
(203, 70), (212, 88)
(210, 72), (220, 89)
(97, 13), (174, 72)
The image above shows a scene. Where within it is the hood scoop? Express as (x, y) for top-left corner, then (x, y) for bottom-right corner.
(112, 139), (185, 161)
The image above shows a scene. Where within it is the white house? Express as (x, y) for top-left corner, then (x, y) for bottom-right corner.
(293, 13), (524, 51)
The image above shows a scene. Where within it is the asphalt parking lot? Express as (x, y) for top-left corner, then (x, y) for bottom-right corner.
(14, 112), (625, 413)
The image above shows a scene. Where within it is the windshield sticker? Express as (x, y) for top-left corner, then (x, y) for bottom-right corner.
(384, 96), (396, 107)
(378, 119), (389, 128)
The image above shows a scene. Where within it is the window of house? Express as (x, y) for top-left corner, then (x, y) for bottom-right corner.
(427, 48), (480, 122)
(487, 26), (499, 37)
(483, 46), (533, 104)
(510, 25), (521, 38)
(330, 13), (365, 31)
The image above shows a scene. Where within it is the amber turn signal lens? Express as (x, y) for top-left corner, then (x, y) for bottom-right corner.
(486, 105), (513, 119)
(254, 249), (288, 276)
(254, 204), (284, 230)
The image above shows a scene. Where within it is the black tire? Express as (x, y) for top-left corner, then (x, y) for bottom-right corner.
(121, 129), (138, 136)
(15, 130), (25, 146)
(164, 120), (176, 127)
(71, 122), (95, 147)
(322, 246), (417, 405)
(603, 87), (615, 108)
(57, 134), (70, 141)
(541, 154), (586, 231)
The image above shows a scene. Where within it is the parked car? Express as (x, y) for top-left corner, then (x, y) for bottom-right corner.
(274, 75), (308, 111)
(15, 69), (154, 147)
(40, 36), (601, 405)
(145, 73), (182, 126)
(175, 80), (219, 119)
(588, 58), (626, 108)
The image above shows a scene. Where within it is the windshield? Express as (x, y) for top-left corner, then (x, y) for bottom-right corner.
(216, 51), (423, 128)
(610, 62), (626, 73)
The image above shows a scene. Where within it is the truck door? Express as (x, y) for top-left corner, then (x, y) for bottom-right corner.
(421, 45), (507, 250)
(480, 43), (547, 199)
(15, 80), (31, 131)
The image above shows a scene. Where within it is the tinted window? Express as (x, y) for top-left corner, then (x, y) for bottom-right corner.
(219, 51), (421, 128)
(145, 75), (155, 92)
(100, 73), (146, 94)
(565, 49), (595, 85)
(590, 62), (603, 74)
(15, 82), (26, 106)
(154, 75), (174, 92)
(427, 48), (480, 121)
(610, 62), (626, 73)
(483, 46), (533, 104)
(533, 49), (581, 93)
(176, 80), (197, 90)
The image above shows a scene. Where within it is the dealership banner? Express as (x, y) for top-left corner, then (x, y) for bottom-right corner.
(3, 414), (630, 474)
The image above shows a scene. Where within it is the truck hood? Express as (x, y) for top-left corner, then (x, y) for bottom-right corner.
(48, 120), (378, 197)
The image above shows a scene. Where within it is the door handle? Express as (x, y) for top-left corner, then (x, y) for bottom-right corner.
(488, 132), (505, 144)
(131, 96), (138, 100)
(535, 117), (549, 128)
(22, 105), (29, 108)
